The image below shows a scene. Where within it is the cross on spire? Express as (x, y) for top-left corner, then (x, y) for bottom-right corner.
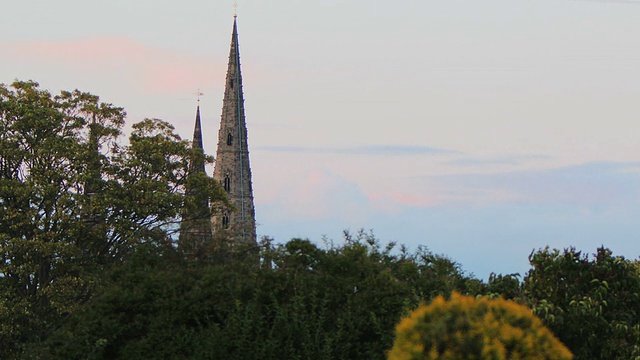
(196, 89), (204, 105)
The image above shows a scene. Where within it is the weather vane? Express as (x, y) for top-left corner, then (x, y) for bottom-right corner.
(196, 89), (204, 105)
(234, 2), (238, 18)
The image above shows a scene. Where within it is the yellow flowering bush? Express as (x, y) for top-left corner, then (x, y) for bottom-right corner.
(388, 292), (572, 360)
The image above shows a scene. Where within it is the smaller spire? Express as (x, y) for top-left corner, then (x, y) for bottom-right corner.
(193, 90), (204, 153)
(192, 104), (204, 157)
(233, 2), (238, 18)
(179, 100), (213, 254)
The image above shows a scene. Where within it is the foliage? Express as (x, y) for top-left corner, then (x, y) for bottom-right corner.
(388, 292), (573, 360)
(41, 232), (477, 360)
(524, 247), (640, 360)
(484, 273), (522, 300)
(0, 80), (223, 358)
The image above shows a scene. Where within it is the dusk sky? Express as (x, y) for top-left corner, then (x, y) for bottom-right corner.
(2, 0), (639, 278)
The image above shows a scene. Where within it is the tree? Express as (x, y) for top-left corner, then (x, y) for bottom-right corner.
(45, 243), (219, 360)
(484, 273), (522, 300)
(388, 292), (573, 360)
(0, 80), (224, 357)
(42, 232), (481, 360)
(524, 247), (640, 360)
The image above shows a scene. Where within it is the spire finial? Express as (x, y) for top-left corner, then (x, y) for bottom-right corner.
(233, 2), (238, 18)
(196, 89), (204, 106)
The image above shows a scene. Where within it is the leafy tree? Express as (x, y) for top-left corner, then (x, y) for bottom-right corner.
(484, 273), (522, 300)
(45, 243), (220, 360)
(388, 292), (573, 360)
(390, 242), (482, 305)
(524, 247), (640, 360)
(43, 232), (479, 360)
(0, 80), (223, 357)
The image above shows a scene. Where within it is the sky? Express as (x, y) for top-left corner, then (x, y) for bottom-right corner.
(2, 0), (640, 279)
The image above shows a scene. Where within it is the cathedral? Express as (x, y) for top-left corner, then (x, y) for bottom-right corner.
(179, 15), (257, 249)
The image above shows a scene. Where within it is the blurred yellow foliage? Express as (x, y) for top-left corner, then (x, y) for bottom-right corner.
(388, 292), (572, 360)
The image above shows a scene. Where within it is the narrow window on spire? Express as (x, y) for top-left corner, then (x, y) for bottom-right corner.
(230, 80), (234, 89)
(222, 213), (230, 228)
(227, 133), (233, 146)
(224, 175), (231, 193)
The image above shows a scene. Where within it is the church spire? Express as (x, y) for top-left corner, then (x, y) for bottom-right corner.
(191, 104), (205, 173)
(179, 103), (213, 253)
(211, 16), (257, 245)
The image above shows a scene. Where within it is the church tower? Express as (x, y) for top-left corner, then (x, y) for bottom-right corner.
(211, 16), (257, 245)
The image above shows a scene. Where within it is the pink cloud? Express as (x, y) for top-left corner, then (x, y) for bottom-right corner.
(13, 37), (149, 62)
(256, 168), (371, 221)
(283, 170), (362, 218)
(9, 37), (222, 94)
(257, 167), (448, 221)
(369, 192), (441, 208)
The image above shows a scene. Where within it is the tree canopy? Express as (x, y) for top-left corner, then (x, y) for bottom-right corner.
(41, 232), (478, 360)
(523, 247), (640, 360)
(0, 80), (224, 357)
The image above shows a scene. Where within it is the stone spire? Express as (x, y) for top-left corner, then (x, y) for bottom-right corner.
(179, 104), (213, 252)
(190, 104), (206, 174)
(211, 17), (256, 245)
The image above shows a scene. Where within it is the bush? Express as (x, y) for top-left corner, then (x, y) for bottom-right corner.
(388, 292), (572, 360)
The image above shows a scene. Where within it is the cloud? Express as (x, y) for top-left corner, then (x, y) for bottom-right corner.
(447, 154), (551, 167)
(7, 37), (221, 95)
(258, 174), (640, 279)
(258, 169), (640, 279)
(431, 161), (640, 207)
(254, 145), (458, 156)
(254, 161), (640, 279)
(368, 192), (441, 208)
(573, 0), (640, 4)
(259, 168), (371, 223)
